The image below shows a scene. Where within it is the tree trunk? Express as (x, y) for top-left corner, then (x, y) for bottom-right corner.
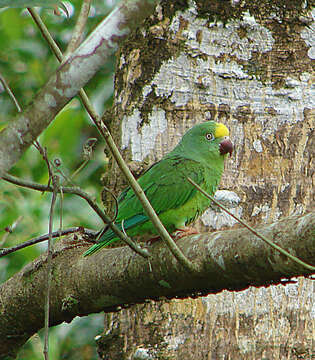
(98, 0), (314, 359)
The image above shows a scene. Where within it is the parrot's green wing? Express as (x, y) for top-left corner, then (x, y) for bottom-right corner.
(116, 154), (206, 223)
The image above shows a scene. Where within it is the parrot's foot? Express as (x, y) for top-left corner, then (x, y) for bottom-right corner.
(172, 227), (198, 240)
(146, 227), (199, 245)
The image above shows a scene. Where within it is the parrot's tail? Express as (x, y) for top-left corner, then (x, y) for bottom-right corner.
(83, 236), (117, 257)
(83, 214), (148, 257)
(83, 231), (117, 257)
(83, 243), (104, 257)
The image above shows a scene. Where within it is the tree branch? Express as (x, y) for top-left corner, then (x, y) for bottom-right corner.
(65, 0), (92, 55)
(0, 72), (22, 112)
(0, 212), (314, 359)
(0, 227), (96, 256)
(43, 175), (59, 360)
(0, 0), (160, 174)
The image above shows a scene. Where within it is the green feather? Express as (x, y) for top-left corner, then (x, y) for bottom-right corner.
(83, 121), (232, 256)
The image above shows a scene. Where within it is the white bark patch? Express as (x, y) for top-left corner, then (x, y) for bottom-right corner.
(300, 8), (315, 59)
(253, 139), (263, 153)
(230, 122), (245, 169)
(121, 108), (167, 161)
(251, 203), (270, 217)
(201, 190), (242, 229)
(164, 334), (186, 350)
(185, 12), (274, 60)
(145, 5), (313, 138)
(216, 255), (226, 270)
(133, 348), (155, 360)
(251, 203), (282, 221)
(201, 206), (243, 229)
(152, 56), (313, 135)
(201, 278), (314, 317)
(44, 93), (57, 108)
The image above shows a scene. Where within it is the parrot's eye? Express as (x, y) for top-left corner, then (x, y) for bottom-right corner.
(206, 133), (214, 141)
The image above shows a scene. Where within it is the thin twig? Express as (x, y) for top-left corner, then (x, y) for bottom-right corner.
(101, 185), (119, 223)
(34, 140), (74, 186)
(187, 177), (315, 272)
(0, 227), (97, 257)
(0, 72), (22, 112)
(28, 8), (63, 62)
(71, 138), (97, 179)
(65, 0), (92, 56)
(70, 159), (89, 179)
(43, 175), (59, 360)
(2, 172), (149, 258)
(33, 140), (54, 187)
(58, 186), (64, 238)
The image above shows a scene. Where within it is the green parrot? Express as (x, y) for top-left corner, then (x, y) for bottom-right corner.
(83, 121), (233, 256)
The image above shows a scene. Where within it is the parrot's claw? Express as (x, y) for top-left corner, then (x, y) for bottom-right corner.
(172, 227), (199, 240)
(146, 227), (199, 245)
(146, 235), (161, 245)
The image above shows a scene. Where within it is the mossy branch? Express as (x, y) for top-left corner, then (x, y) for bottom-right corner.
(0, 212), (314, 359)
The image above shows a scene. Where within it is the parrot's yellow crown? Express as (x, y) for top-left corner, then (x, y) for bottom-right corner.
(214, 123), (229, 138)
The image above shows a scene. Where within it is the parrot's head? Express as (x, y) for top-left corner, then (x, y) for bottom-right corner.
(177, 121), (233, 163)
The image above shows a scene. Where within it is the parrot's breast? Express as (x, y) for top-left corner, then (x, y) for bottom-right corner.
(162, 181), (216, 228)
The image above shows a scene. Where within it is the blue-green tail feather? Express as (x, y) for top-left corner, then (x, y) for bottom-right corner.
(83, 236), (118, 256)
(83, 214), (148, 257)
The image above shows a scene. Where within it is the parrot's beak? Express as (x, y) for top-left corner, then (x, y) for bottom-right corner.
(219, 137), (233, 156)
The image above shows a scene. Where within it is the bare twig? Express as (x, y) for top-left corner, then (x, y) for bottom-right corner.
(33, 140), (54, 187)
(101, 185), (119, 223)
(187, 177), (315, 272)
(35, 138), (89, 187)
(34, 140), (74, 186)
(70, 159), (90, 180)
(28, 8), (63, 62)
(58, 185), (64, 236)
(71, 138), (98, 180)
(0, 72), (22, 112)
(65, 0), (92, 56)
(44, 175), (59, 360)
(0, 227), (97, 257)
(2, 172), (149, 258)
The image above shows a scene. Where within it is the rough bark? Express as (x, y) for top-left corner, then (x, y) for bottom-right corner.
(0, 213), (314, 359)
(99, 0), (314, 358)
